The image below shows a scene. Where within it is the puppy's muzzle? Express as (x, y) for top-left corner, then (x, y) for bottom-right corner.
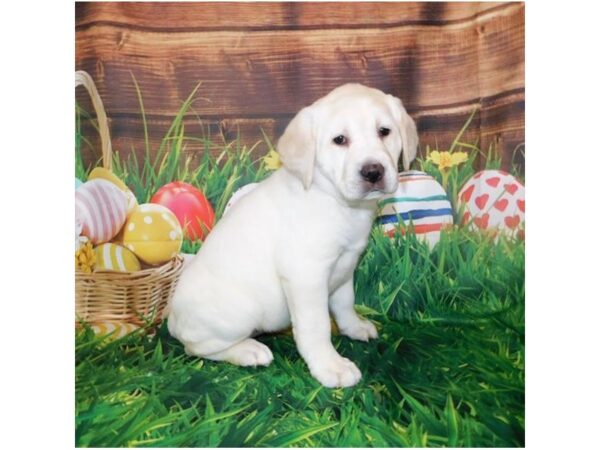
(360, 162), (385, 184)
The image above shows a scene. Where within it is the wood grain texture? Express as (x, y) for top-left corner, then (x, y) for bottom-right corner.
(75, 2), (524, 171)
(75, 2), (509, 30)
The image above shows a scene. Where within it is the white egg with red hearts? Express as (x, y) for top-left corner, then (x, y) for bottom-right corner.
(377, 170), (454, 248)
(457, 169), (525, 235)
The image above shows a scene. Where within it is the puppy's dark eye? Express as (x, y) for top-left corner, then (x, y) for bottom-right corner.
(378, 127), (391, 137)
(333, 135), (347, 146)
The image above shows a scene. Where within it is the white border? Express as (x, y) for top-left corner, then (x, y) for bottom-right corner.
(4, 1), (600, 448)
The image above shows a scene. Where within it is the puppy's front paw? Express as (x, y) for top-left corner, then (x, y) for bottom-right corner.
(339, 318), (378, 342)
(309, 356), (362, 388)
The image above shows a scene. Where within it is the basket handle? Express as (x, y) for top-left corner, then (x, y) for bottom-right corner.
(75, 70), (112, 171)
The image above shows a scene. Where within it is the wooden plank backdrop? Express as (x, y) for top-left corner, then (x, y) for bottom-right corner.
(75, 1), (525, 171)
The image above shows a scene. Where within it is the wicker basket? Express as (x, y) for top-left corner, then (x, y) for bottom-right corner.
(75, 70), (184, 327)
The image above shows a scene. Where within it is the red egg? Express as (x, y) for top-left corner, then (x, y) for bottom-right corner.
(150, 181), (215, 241)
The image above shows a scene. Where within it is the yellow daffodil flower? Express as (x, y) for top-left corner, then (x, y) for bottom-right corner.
(76, 241), (96, 273)
(427, 151), (468, 170)
(263, 149), (282, 171)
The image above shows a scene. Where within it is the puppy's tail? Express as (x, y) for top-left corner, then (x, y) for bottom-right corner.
(161, 303), (171, 320)
(162, 252), (195, 321)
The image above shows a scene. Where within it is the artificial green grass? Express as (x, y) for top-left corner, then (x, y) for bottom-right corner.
(75, 86), (524, 447)
(76, 230), (524, 447)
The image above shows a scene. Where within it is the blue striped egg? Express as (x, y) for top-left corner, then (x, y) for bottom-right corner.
(377, 170), (454, 247)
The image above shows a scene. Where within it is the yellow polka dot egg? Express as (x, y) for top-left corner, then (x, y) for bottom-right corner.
(121, 203), (183, 265)
(94, 243), (141, 272)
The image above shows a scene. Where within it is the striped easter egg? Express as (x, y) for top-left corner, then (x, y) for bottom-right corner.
(94, 243), (141, 272)
(377, 170), (454, 247)
(90, 321), (139, 339)
(75, 179), (128, 244)
(88, 167), (138, 216)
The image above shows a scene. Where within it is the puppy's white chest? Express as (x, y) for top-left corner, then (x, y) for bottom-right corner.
(326, 211), (373, 292)
(328, 246), (364, 292)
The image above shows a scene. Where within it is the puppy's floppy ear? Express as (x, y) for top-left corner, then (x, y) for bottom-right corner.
(277, 106), (316, 190)
(387, 95), (419, 171)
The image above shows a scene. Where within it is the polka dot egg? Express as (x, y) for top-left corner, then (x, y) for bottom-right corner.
(457, 170), (525, 235)
(121, 203), (183, 265)
(94, 243), (141, 272)
(377, 170), (454, 248)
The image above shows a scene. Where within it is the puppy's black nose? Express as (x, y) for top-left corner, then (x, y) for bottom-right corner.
(360, 162), (384, 183)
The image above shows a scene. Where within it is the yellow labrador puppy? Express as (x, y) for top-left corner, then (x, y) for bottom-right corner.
(168, 84), (418, 388)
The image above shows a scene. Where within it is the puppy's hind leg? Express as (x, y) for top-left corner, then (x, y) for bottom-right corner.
(186, 338), (274, 367)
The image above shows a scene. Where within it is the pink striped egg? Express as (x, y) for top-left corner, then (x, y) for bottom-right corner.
(75, 179), (128, 244)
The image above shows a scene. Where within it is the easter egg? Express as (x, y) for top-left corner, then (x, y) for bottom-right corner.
(457, 170), (525, 235)
(75, 179), (128, 244)
(121, 203), (183, 265)
(377, 170), (454, 247)
(89, 167), (137, 215)
(90, 321), (139, 339)
(223, 183), (259, 216)
(94, 243), (141, 272)
(75, 208), (85, 251)
(75, 178), (83, 190)
(150, 181), (215, 241)
(89, 167), (128, 191)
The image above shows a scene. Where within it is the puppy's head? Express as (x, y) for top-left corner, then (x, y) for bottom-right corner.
(277, 83), (418, 201)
